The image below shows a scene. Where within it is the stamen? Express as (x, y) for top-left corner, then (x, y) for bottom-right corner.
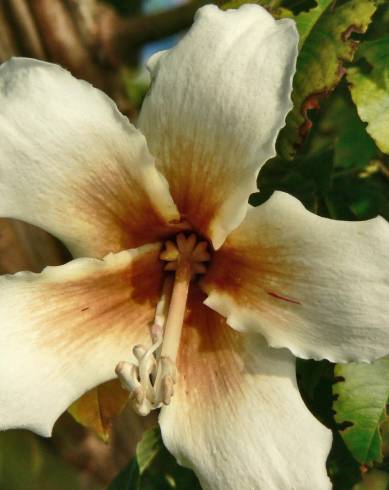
(152, 275), (174, 344)
(116, 233), (209, 415)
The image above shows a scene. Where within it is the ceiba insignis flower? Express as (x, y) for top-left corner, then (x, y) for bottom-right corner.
(0, 4), (388, 489)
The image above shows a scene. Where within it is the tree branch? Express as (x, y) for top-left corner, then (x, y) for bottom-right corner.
(0, 219), (66, 274)
(0, 2), (21, 60)
(6, 0), (46, 59)
(28, 0), (105, 88)
(97, 0), (209, 64)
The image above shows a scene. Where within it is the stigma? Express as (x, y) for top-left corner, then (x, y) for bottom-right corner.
(116, 233), (210, 415)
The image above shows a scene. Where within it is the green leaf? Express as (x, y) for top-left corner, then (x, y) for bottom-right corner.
(296, 0), (333, 47)
(297, 358), (332, 402)
(277, 0), (377, 159)
(253, 146), (335, 214)
(348, 36), (389, 155)
(221, 0), (281, 10)
(334, 115), (376, 170)
(320, 94), (377, 170)
(333, 357), (389, 465)
(381, 416), (389, 459)
(108, 459), (140, 490)
(108, 427), (201, 490)
(327, 432), (362, 490)
(136, 427), (162, 476)
(221, 0), (292, 17)
(299, 147), (334, 194)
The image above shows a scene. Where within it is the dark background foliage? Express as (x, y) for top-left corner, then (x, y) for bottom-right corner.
(0, 1), (388, 489)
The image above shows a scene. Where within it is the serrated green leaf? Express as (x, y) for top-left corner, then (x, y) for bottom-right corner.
(333, 358), (389, 465)
(277, 0), (376, 159)
(348, 36), (389, 155)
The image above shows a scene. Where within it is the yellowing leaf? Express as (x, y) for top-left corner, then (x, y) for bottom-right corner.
(69, 379), (129, 442)
(348, 36), (389, 155)
(296, 0), (333, 47)
(278, 0), (377, 159)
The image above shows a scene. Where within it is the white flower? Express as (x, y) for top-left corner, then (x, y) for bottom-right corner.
(0, 4), (388, 490)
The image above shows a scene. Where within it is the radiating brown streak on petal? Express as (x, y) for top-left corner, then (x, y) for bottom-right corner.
(177, 287), (244, 400)
(74, 167), (184, 255)
(202, 241), (305, 330)
(34, 248), (164, 352)
(158, 138), (247, 238)
(205, 241), (300, 295)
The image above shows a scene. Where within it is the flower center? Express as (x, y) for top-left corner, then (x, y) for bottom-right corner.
(115, 233), (210, 415)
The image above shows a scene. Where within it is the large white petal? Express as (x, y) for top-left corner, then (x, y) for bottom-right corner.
(138, 4), (298, 249)
(160, 289), (332, 490)
(0, 243), (162, 436)
(202, 191), (389, 362)
(0, 58), (180, 259)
